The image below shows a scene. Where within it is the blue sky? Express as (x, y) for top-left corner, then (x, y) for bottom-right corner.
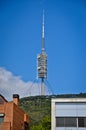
(0, 0), (86, 99)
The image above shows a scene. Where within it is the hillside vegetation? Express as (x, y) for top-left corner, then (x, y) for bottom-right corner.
(19, 93), (86, 129)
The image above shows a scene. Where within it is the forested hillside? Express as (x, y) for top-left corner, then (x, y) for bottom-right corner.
(19, 93), (86, 130)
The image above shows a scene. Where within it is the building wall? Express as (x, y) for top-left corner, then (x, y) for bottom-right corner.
(4, 102), (13, 127)
(51, 98), (86, 130)
(13, 103), (25, 130)
(55, 102), (86, 117)
(1, 122), (11, 130)
(0, 104), (5, 114)
(0, 102), (13, 130)
(0, 96), (29, 130)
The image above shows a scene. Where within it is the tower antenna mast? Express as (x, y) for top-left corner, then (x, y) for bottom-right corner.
(37, 10), (47, 95)
(42, 9), (45, 52)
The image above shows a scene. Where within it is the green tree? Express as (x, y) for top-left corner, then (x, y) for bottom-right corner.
(30, 124), (43, 130)
(30, 116), (51, 130)
(42, 116), (51, 130)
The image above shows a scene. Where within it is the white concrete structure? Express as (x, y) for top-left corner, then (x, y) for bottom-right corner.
(51, 98), (86, 130)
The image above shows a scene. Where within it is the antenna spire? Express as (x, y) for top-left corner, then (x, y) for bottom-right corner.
(42, 10), (45, 52)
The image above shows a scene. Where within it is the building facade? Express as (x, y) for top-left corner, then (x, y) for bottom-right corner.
(0, 94), (29, 130)
(51, 98), (86, 130)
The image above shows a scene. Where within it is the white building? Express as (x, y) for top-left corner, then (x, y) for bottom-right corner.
(51, 98), (86, 130)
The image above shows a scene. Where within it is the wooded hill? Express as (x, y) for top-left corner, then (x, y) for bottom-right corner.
(19, 93), (86, 129)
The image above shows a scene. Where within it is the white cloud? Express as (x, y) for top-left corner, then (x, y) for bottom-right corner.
(0, 67), (50, 101)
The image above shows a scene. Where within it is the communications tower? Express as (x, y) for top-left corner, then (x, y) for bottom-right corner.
(37, 11), (47, 95)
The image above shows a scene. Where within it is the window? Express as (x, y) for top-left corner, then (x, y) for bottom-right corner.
(56, 117), (77, 127)
(65, 117), (76, 127)
(78, 117), (86, 127)
(84, 118), (86, 127)
(56, 117), (86, 127)
(24, 122), (29, 130)
(56, 117), (64, 127)
(0, 114), (4, 124)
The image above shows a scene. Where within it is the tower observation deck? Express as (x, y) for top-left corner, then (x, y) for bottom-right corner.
(37, 11), (47, 95)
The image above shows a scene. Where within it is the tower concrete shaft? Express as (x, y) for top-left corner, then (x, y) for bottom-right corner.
(37, 10), (47, 96)
(41, 78), (44, 95)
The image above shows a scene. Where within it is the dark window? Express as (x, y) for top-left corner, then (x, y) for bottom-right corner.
(0, 116), (4, 124)
(56, 117), (64, 127)
(24, 122), (29, 130)
(56, 117), (77, 127)
(65, 117), (76, 127)
(78, 117), (86, 127)
(56, 117), (86, 127)
(84, 118), (86, 127)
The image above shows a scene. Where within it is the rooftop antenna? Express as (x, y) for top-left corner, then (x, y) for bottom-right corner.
(37, 10), (47, 95)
